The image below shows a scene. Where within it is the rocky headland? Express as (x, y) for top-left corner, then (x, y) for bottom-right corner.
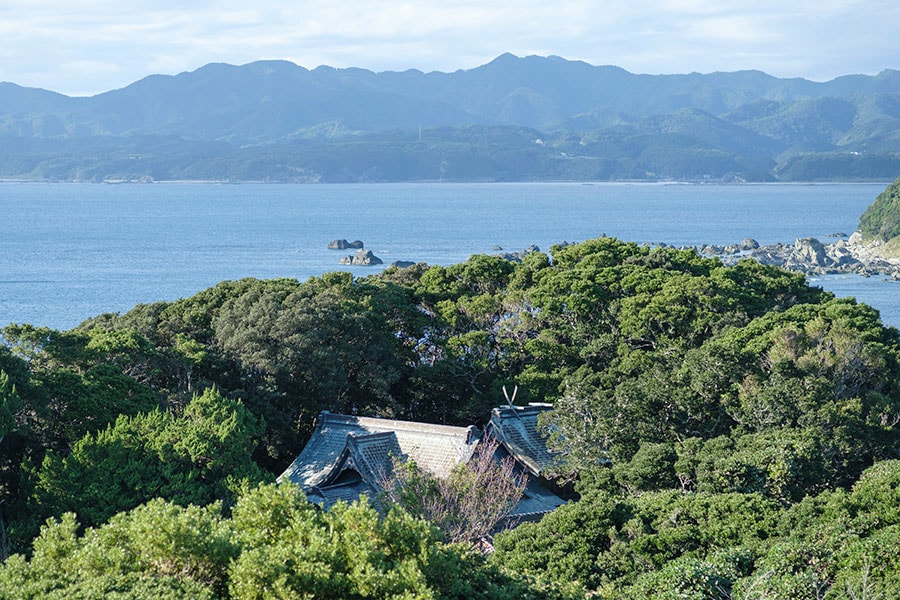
(490, 234), (900, 280)
(688, 233), (900, 279)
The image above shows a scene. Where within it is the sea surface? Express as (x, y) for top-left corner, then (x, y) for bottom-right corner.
(1, 181), (898, 331)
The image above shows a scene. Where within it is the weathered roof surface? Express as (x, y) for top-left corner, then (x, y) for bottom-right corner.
(508, 479), (568, 521)
(307, 479), (374, 508)
(278, 412), (480, 490)
(491, 437), (567, 522)
(341, 431), (403, 487)
(279, 407), (567, 521)
(488, 403), (562, 477)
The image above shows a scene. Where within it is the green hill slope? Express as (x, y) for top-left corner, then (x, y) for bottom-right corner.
(4, 55), (900, 181)
(859, 175), (900, 253)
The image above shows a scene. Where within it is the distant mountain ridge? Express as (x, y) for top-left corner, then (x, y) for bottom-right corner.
(2, 53), (900, 182)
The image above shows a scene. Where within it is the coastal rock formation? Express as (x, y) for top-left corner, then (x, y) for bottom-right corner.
(789, 237), (829, 269)
(389, 261), (417, 269)
(740, 237), (760, 250)
(496, 244), (541, 263)
(328, 239), (364, 250)
(699, 233), (900, 279)
(339, 249), (383, 266)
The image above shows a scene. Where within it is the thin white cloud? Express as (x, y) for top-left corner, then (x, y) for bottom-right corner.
(1, 0), (898, 95)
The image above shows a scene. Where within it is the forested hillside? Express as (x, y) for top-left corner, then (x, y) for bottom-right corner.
(859, 174), (900, 256)
(3, 54), (900, 181)
(1, 225), (900, 595)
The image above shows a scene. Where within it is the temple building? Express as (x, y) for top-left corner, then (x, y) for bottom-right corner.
(277, 403), (567, 523)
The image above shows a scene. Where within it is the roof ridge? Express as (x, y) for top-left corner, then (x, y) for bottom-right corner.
(319, 411), (480, 438)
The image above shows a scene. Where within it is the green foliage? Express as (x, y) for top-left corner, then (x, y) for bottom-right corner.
(545, 279), (900, 487)
(859, 174), (900, 242)
(0, 370), (22, 440)
(619, 548), (751, 600)
(493, 489), (778, 591)
(845, 459), (900, 528)
(211, 276), (413, 464)
(612, 442), (678, 494)
(0, 500), (230, 599)
(672, 430), (829, 502)
(0, 483), (581, 599)
(492, 491), (631, 589)
(25, 234), (889, 496)
(25, 388), (268, 532)
(3, 233), (900, 594)
(830, 525), (900, 599)
(229, 490), (446, 599)
(1, 324), (160, 448)
(496, 461), (900, 595)
(0, 501), (232, 599)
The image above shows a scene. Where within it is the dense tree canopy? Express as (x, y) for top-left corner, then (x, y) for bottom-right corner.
(858, 174), (900, 242)
(0, 485), (579, 599)
(492, 460), (900, 598)
(1, 232), (899, 596)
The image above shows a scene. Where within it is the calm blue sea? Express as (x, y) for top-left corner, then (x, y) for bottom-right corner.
(1, 181), (897, 331)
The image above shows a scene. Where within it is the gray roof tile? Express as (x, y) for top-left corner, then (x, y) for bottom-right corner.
(488, 403), (562, 477)
(278, 407), (566, 522)
(278, 412), (480, 489)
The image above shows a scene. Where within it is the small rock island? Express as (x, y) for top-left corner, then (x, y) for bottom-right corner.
(338, 249), (383, 266)
(327, 239), (365, 250)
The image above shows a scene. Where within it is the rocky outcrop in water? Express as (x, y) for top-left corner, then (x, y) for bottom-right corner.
(497, 245), (540, 262)
(694, 233), (900, 279)
(339, 249), (383, 266)
(328, 239), (364, 250)
(389, 260), (417, 269)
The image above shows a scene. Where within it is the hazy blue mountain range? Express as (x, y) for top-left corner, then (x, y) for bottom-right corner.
(2, 53), (900, 182)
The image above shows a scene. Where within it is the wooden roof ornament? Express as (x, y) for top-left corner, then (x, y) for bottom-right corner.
(487, 391), (563, 478)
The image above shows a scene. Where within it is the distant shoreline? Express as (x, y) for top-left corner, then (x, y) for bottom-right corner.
(1, 178), (893, 186)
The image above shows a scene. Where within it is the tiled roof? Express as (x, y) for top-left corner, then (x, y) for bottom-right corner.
(488, 403), (562, 477)
(278, 412), (480, 490)
(340, 431), (402, 487)
(307, 479), (374, 508)
(508, 479), (567, 520)
(278, 407), (567, 521)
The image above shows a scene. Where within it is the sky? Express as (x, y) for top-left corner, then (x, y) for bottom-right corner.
(2, 0), (899, 97)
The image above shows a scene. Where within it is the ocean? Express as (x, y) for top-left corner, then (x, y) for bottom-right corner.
(1, 181), (897, 331)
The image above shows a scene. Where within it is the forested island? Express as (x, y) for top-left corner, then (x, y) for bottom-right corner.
(1, 179), (900, 598)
